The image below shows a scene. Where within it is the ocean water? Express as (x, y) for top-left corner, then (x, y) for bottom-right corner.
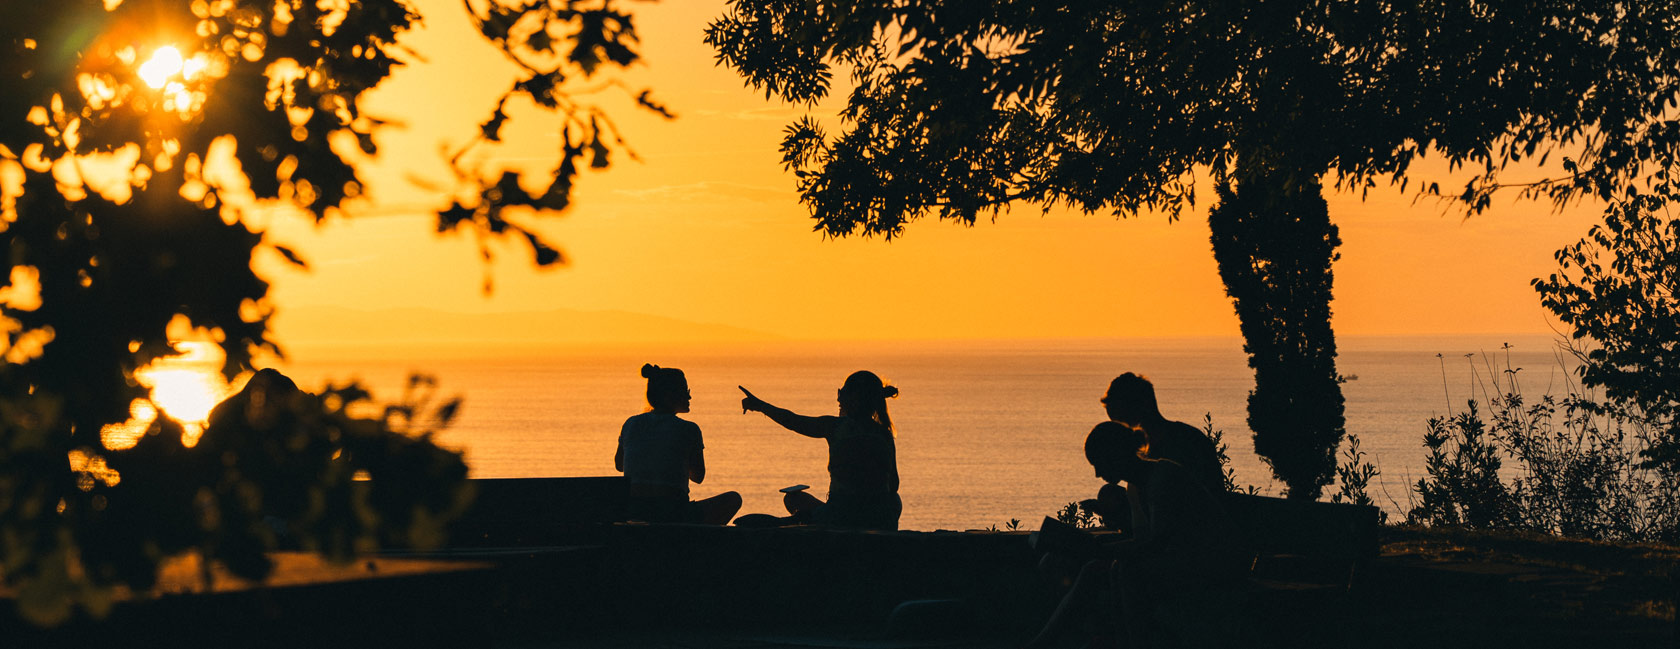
(279, 335), (1581, 531)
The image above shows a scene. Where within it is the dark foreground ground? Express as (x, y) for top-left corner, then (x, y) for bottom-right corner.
(4, 525), (1676, 648)
(513, 525), (1680, 649)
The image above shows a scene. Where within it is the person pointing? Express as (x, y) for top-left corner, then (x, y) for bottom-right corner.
(739, 371), (901, 530)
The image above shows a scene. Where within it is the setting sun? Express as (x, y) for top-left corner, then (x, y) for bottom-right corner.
(141, 369), (223, 428)
(136, 46), (182, 89)
(99, 340), (234, 448)
(134, 45), (207, 113)
(138, 341), (231, 444)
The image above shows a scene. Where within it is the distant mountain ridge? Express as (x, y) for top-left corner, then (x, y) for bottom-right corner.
(272, 305), (783, 348)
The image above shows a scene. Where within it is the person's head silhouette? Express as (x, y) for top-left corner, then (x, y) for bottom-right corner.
(242, 368), (299, 430)
(837, 370), (898, 431)
(641, 364), (690, 414)
(1102, 372), (1161, 426)
(1085, 420), (1148, 485)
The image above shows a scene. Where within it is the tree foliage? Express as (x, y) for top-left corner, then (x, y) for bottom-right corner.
(707, 0), (1680, 498)
(0, 0), (660, 624)
(1209, 181), (1345, 498)
(1535, 196), (1680, 469)
(1409, 351), (1679, 542)
(708, 1), (1680, 227)
(444, 0), (673, 289)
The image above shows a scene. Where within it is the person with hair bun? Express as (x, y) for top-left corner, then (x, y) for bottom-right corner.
(738, 370), (901, 530)
(615, 364), (741, 524)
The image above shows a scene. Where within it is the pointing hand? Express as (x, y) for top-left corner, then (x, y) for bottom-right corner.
(738, 386), (764, 414)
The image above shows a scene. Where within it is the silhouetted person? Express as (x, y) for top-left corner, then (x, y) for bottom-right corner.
(202, 368), (307, 546)
(738, 371), (901, 530)
(1027, 421), (1134, 649)
(206, 367), (301, 435)
(616, 364), (742, 525)
(1104, 373), (1225, 495)
(1028, 422), (1245, 649)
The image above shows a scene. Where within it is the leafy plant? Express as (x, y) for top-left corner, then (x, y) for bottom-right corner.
(1053, 501), (1103, 531)
(1331, 432), (1387, 524)
(1533, 195), (1680, 472)
(1202, 413), (1258, 495)
(1407, 350), (1680, 542)
(1407, 402), (1519, 530)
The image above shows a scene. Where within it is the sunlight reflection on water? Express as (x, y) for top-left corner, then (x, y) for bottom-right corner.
(83, 336), (1580, 531)
(277, 335), (1578, 531)
(101, 341), (236, 449)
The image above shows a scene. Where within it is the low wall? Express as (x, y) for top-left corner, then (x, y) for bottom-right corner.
(463, 524), (1053, 640)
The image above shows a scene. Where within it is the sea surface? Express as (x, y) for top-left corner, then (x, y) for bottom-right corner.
(278, 335), (1582, 531)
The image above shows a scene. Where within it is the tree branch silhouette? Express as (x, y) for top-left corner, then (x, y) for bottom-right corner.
(707, 0), (1680, 499)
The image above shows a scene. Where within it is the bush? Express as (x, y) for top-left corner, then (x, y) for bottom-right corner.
(1407, 349), (1680, 543)
(1054, 500), (1104, 530)
(1203, 414), (1247, 494)
(1331, 432), (1388, 524)
(1533, 196), (1679, 471)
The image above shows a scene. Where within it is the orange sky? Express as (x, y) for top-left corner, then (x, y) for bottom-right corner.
(257, 0), (1606, 350)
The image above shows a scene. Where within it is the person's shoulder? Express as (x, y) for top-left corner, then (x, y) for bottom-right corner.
(1163, 418), (1218, 452)
(623, 410), (669, 429)
(652, 412), (701, 432)
(206, 397), (241, 426)
(1162, 418), (1204, 437)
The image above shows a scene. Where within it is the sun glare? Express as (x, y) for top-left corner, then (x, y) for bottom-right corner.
(137, 46), (183, 89)
(101, 340), (233, 448)
(134, 45), (209, 114)
(143, 367), (224, 423)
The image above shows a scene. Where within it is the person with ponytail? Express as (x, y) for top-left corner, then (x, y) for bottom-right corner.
(615, 364), (742, 524)
(738, 371), (901, 530)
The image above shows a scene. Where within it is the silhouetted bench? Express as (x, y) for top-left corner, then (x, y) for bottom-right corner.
(449, 476), (628, 546)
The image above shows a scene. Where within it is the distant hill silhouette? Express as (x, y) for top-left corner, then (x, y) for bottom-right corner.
(273, 306), (783, 353)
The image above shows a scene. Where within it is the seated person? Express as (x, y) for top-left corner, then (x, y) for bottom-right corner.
(205, 367), (301, 436)
(202, 368), (306, 545)
(738, 370), (901, 530)
(1103, 373), (1227, 495)
(616, 364), (741, 524)
(1027, 422), (1246, 649)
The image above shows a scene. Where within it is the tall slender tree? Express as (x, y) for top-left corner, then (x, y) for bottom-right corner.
(706, 0), (1680, 498)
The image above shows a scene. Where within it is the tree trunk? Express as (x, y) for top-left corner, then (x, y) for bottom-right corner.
(1207, 177), (1346, 500)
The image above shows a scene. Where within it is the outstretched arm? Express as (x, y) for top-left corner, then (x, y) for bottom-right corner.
(740, 386), (837, 438)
